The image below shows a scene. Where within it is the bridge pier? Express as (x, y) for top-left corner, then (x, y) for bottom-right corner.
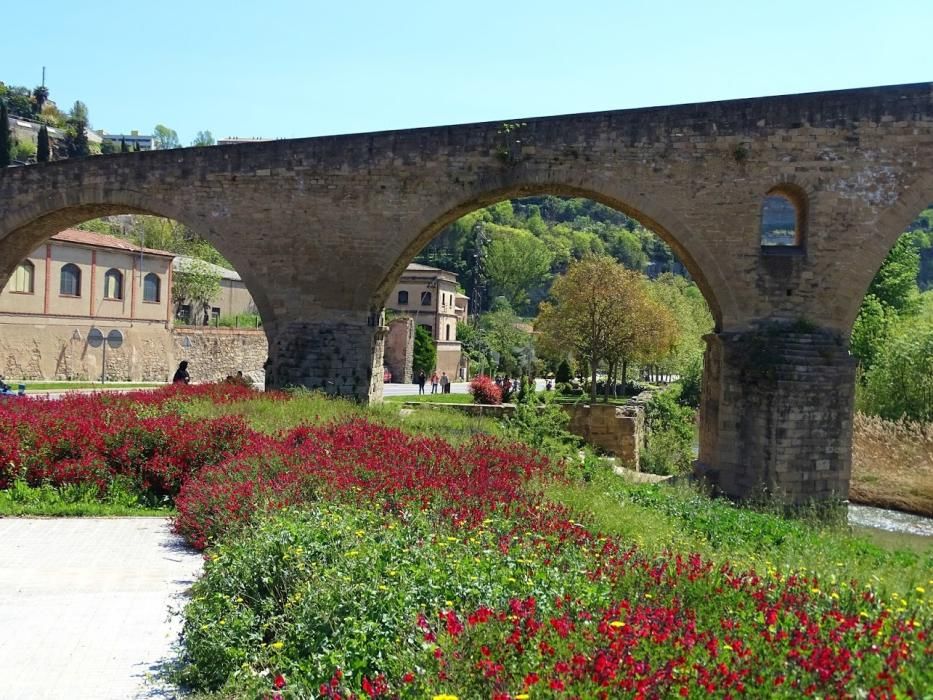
(696, 328), (856, 506)
(264, 314), (387, 401)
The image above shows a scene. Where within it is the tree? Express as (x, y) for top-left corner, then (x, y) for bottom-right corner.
(120, 137), (128, 153)
(172, 258), (221, 324)
(65, 117), (90, 157)
(12, 139), (36, 162)
(412, 324), (437, 374)
(32, 86), (49, 114)
(69, 100), (89, 125)
(36, 125), (50, 162)
(152, 124), (180, 150)
(535, 257), (660, 401)
(0, 101), (11, 167)
(861, 316), (933, 421)
(191, 130), (215, 147)
(866, 234), (921, 315)
(484, 229), (553, 312)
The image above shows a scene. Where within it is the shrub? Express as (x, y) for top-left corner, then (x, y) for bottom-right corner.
(469, 375), (502, 405)
(555, 359), (572, 383)
(640, 385), (696, 476)
(860, 316), (933, 421)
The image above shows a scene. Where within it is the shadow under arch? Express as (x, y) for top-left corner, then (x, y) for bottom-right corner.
(371, 183), (727, 332)
(0, 187), (276, 330)
(841, 170), (933, 334)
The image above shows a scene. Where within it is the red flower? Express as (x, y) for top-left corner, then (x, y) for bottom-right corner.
(273, 674), (286, 689)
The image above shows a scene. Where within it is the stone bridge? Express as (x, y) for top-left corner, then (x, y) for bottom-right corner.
(2, 83), (932, 505)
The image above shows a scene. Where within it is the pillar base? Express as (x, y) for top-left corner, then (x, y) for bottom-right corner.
(697, 327), (856, 506)
(264, 316), (387, 402)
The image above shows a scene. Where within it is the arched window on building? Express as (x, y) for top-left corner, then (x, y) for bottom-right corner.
(421, 291), (432, 306)
(143, 273), (161, 303)
(446, 324), (452, 340)
(103, 268), (123, 300)
(11, 261), (34, 294)
(60, 263), (81, 297)
(761, 187), (806, 249)
(397, 290), (409, 305)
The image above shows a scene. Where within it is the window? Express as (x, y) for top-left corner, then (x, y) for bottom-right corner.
(143, 273), (161, 303)
(445, 324), (451, 341)
(760, 188), (805, 248)
(421, 291), (432, 306)
(176, 304), (191, 323)
(11, 261), (34, 294)
(103, 268), (123, 300)
(397, 290), (409, 305)
(60, 263), (81, 297)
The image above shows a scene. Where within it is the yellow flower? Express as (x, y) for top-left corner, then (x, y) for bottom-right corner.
(916, 587), (926, 594)
(515, 695), (530, 699)
(609, 620), (625, 628)
(271, 641), (284, 650)
(433, 695), (459, 700)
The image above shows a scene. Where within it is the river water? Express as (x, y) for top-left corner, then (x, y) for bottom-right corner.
(848, 503), (933, 551)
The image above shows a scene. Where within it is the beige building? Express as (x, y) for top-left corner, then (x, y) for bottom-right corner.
(172, 256), (257, 325)
(0, 229), (175, 380)
(386, 263), (463, 379)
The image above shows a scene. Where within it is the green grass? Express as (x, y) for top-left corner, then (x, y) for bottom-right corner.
(546, 468), (933, 597)
(179, 388), (500, 443)
(384, 393), (473, 404)
(12, 381), (164, 392)
(0, 479), (174, 517)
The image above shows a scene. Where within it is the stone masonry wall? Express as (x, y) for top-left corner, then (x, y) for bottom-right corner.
(173, 327), (268, 384)
(0, 319), (173, 382)
(564, 404), (644, 468)
(384, 317), (413, 383)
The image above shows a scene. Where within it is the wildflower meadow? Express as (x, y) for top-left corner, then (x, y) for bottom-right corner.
(0, 385), (929, 698)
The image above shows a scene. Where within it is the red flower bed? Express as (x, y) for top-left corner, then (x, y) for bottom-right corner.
(0, 384), (256, 496)
(174, 419), (555, 548)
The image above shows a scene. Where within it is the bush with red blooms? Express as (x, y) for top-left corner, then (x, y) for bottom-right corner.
(0, 383), (256, 499)
(470, 374), (503, 405)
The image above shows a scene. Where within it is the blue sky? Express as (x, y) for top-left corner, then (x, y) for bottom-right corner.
(3, 0), (930, 144)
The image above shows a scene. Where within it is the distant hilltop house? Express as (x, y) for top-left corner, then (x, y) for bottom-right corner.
(98, 130), (155, 151)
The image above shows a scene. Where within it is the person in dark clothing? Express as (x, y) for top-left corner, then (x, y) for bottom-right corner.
(172, 361), (191, 384)
(417, 370), (427, 395)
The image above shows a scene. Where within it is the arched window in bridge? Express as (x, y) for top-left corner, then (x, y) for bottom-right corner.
(143, 273), (161, 303)
(760, 187), (806, 248)
(103, 268), (123, 300)
(11, 261), (34, 294)
(397, 290), (408, 305)
(59, 263), (81, 297)
(421, 291), (432, 306)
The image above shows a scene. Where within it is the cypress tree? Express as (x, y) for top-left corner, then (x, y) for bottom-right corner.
(0, 102), (11, 167)
(134, 141), (140, 152)
(66, 118), (90, 158)
(120, 137), (128, 153)
(37, 125), (51, 162)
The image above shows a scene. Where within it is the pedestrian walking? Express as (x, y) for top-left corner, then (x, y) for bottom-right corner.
(172, 361), (191, 384)
(440, 371), (450, 394)
(417, 370), (427, 395)
(430, 371), (440, 394)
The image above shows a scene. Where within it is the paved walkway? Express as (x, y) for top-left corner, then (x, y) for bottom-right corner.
(0, 518), (203, 699)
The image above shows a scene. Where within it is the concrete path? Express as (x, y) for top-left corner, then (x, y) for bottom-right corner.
(0, 518), (203, 700)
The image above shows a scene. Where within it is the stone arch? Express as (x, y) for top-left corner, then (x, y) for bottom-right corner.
(0, 186), (276, 328)
(372, 182), (730, 332)
(840, 170), (933, 332)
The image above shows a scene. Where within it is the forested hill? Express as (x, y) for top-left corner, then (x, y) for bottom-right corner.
(417, 198), (933, 316)
(416, 196), (685, 315)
